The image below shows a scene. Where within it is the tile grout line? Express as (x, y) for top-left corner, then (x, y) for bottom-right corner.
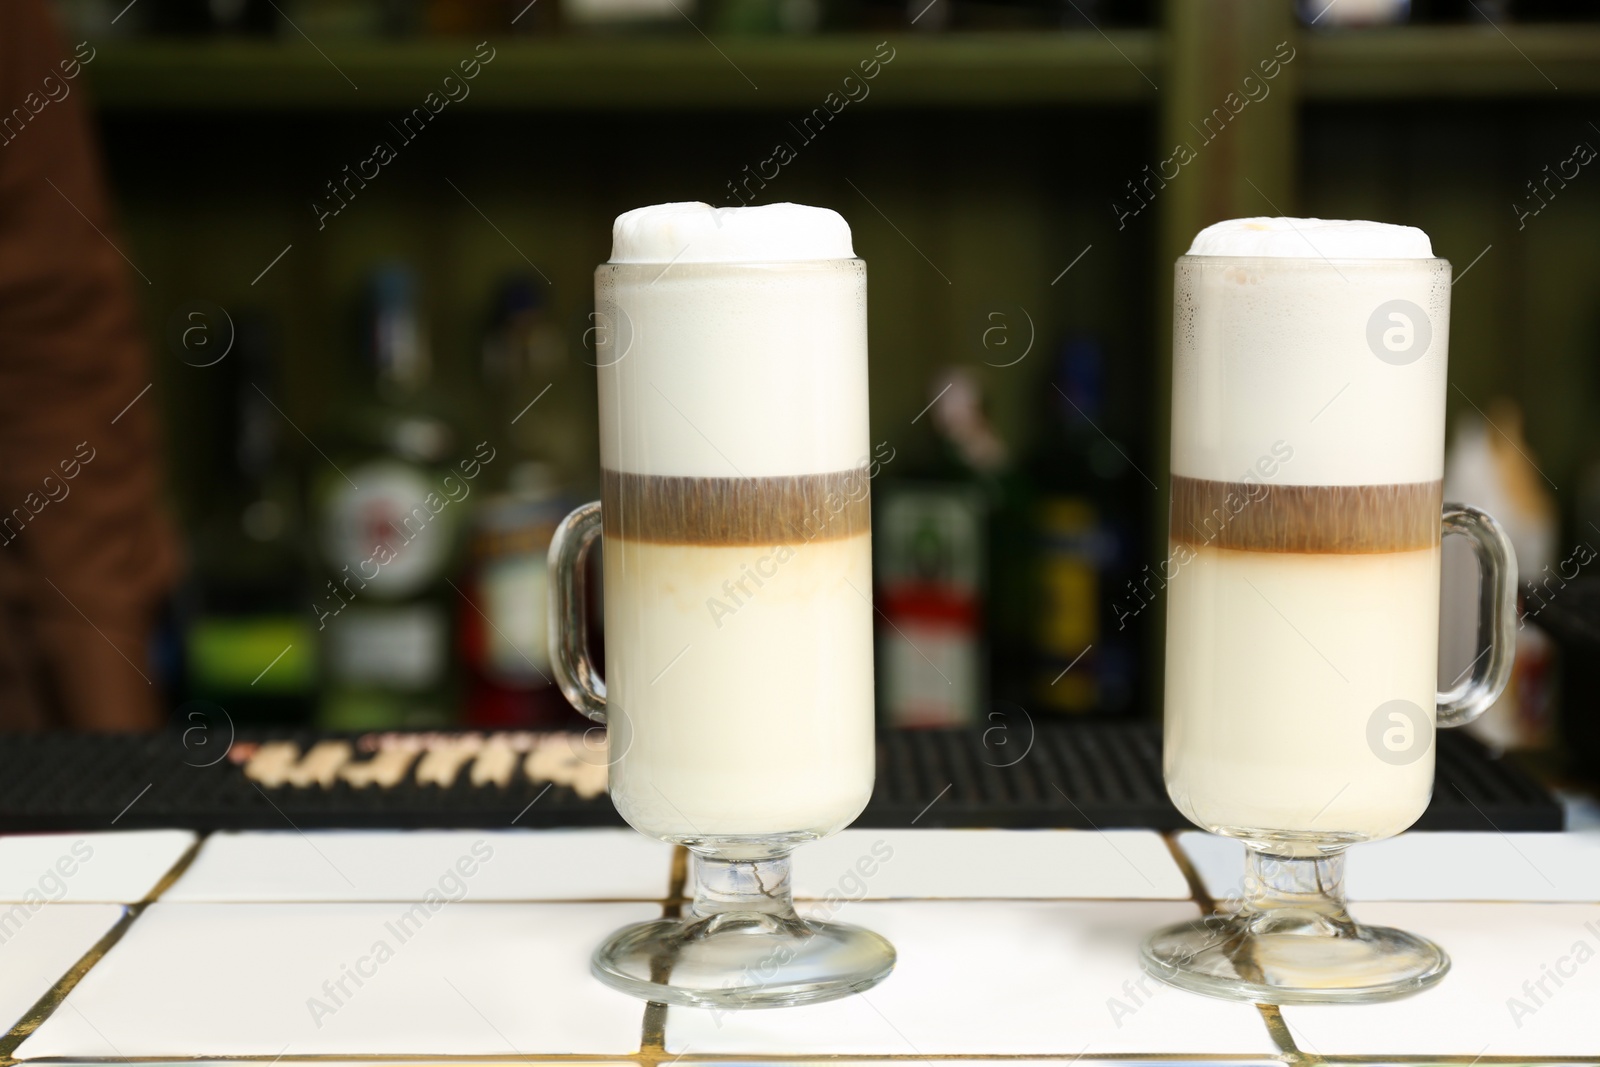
(0, 833), (209, 1063)
(0, 1055), (1445, 1064)
(0, 1047), (1584, 1064)
(637, 846), (690, 1058)
(0, 907), (142, 1063)
(0, 1054), (1584, 1064)
(1258, 1004), (1317, 1067)
(140, 833), (208, 904)
(664, 845), (689, 919)
(106, 896), (710, 906)
(1159, 833), (1306, 1066)
(1159, 831), (1215, 913)
(4, 1056), (701, 1064)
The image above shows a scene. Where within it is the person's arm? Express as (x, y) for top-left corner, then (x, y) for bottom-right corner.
(0, 1), (179, 730)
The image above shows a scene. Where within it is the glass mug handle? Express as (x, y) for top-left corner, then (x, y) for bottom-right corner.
(548, 501), (607, 724)
(1436, 502), (1519, 728)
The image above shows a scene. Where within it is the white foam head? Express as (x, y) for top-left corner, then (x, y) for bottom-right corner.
(1188, 217), (1433, 260)
(596, 203), (868, 478)
(1172, 220), (1450, 488)
(610, 202), (855, 264)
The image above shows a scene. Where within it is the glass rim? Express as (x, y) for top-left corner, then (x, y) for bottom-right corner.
(597, 257), (865, 271)
(1177, 253), (1450, 266)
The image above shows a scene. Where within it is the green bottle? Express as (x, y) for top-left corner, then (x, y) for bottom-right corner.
(314, 265), (471, 729)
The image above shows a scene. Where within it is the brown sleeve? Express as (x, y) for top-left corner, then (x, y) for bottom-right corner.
(0, 2), (180, 730)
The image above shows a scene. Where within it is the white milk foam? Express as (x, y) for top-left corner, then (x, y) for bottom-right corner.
(597, 203), (867, 479)
(1171, 249), (1450, 486)
(1188, 217), (1433, 259)
(611, 202), (854, 264)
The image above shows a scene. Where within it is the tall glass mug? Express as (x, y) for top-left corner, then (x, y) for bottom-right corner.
(1141, 218), (1518, 1004)
(548, 202), (894, 1009)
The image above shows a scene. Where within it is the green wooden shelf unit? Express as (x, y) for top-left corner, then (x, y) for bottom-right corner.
(1299, 24), (1600, 98)
(82, 33), (1159, 110)
(82, 25), (1600, 111)
(90, 6), (1599, 718)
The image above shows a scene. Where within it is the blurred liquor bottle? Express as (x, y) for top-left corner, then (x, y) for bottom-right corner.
(459, 279), (580, 728)
(849, 0), (1149, 32)
(313, 265), (464, 729)
(1400, 0), (1592, 21)
(1299, 0), (1600, 23)
(486, 278), (595, 495)
(423, 0), (559, 33)
(1510, 0), (1597, 20)
(51, 0), (141, 36)
(136, 0), (281, 33)
(1019, 337), (1139, 716)
(707, 0), (823, 33)
(1297, 0), (1411, 25)
(875, 368), (1015, 728)
(272, 0), (422, 38)
(1558, 442), (1600, 783)
(184, 313), (316, 723)
(1441, 404), (1558, 751)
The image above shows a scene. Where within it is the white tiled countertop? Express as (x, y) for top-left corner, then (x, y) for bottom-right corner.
(1277, 901), (1600, 1059)
(0, 831), (195, 903)
(792, 828), (1193, 900)
(1176, 830), (1600, 902)
(663, 899), (1276, 1057)
(17, 901), (651, 1057)
(2, 827), (1598, 1064)
(164, 829), (675, 902)
(0, 904), (123, 1034)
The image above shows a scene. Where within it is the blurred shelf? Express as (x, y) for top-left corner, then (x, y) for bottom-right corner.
(1300, 25), (1600, 99)
(82, 33), (1160, 111)
(82, 23), (1600, 113)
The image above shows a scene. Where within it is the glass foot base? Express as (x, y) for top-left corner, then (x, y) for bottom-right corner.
(1141, 913), (1450, 1005)
(592, 911), (896, 1010)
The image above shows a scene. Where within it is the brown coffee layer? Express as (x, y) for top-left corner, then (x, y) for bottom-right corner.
(602, 468), (871, 546)
(1170, 476), (1443, 554)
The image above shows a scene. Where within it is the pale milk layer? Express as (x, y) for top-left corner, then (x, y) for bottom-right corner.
(603, 534), (875, 839)
(1171, 254), (1449, 486)
(1165, 545), (1441, 848)
(611, 202), (855, 264)
(595, 258), (869, 478)
(1187, 217), (1433, 259)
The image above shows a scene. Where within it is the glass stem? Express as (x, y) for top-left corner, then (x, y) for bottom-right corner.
(1238, 847), (1355, 934)
(689, 847), (797, 919)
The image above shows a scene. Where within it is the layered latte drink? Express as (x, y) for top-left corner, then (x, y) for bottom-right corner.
(594, 203), (874, 841)
(551, 202), (895, 1008)
(1164, 219), (1452, 848)
(1149, 218), (1515, 1003)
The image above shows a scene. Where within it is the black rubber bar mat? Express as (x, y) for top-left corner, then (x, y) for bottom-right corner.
(0, 724), (1561, 832)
